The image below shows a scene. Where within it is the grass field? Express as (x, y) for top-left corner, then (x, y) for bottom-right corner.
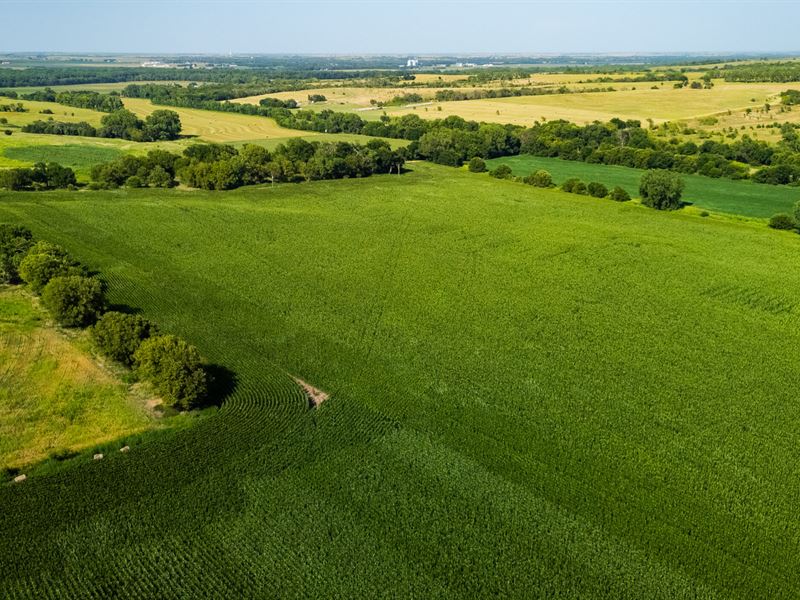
(0, 287), (162, 469)
(1, 163), (799, 598)
(484, 154), (800, 218)
(0, 96), (108, 127)
(379, 83), (788, 125)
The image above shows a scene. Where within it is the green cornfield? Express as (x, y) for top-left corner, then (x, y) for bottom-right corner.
(1, 162), (798, 598)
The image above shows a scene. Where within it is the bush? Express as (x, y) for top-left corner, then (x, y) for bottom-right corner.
(489, 164), (513, 179)
(587, 181), (608, 198)
(134, 335), (207, 410)
(768, 213), (796, 230)
(41, 275), (106, 327)
(609, 186), (631, 202)
(561, 177), (580, 193)
(467, 157), (486, 173)
(794, 200), (800, 225)
(523, 170), (553, 187)
(0, 224), (34, 283)
(573, 181), (588, 195)
(639, 169), (684, 210)
(3, 129), (11, 136)
(18, 241), (80, 293)
(125, 175), (144, 188)
(92, 311), (157, 365)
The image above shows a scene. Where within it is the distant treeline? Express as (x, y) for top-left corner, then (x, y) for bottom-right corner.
(714, 62), (800, 83)
(90, 139), (406, 191)
(431, 85), (614, 102)
(0, 66), (405, 88)
(0, 88), (124, 112)
(122, 82), (303, 103)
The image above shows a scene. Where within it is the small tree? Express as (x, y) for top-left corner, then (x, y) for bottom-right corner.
(609, 186), (631, 202)
(148, 165), (174, 188)
(489, 164), (513, 179)
(125, 175), (144, 188)
(587, 182), (608, 198)
(18, 241), (80, 293)
(467, 157), (486, 173)
(639, 170), (684, 210)
(561, 177), (580, 193)
(572, 181), (588, 195)
(92, 311), (157, 365)
(768, 213), (796, 230)
(41, 275), (106, 327)
(0, 224), (34, 283)
(523, 170), (553, 187)
(793, 200), (800, 225)
(134, 335), (207, 410)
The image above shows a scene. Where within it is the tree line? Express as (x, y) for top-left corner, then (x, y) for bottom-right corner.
(0, 224), (208, 409)
(0, 88), (125, 112)
(23, 108), (182, 142)
(90, 138), (406, 191)
(0, 162), (77, 191)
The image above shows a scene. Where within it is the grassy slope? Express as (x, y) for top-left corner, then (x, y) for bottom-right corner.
(0, 287), (158, 468)
(1, 163), (799, 598)
(485, 154), (800, 219)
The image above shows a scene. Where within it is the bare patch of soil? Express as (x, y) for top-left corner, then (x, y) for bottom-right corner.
(294, 378), (329, 408)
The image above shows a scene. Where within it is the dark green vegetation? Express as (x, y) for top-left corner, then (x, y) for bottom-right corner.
(3, 88), (125, 112)
(0, 161), (76, 191)
(485, 154), (800, 218)
(639, 169), (684, 210)
(1, 163), (799, 597)
(91, 139), (405, 190)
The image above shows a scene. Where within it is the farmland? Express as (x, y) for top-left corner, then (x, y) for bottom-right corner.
(1, 163), (799, 597)
(484, 154), (800, 218)
(0, 287), (163, 469)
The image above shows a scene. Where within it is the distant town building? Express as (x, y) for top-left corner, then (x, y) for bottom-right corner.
(406, 58), (419, 68)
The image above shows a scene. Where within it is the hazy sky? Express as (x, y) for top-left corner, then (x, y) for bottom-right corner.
(1, 0), (798, 55)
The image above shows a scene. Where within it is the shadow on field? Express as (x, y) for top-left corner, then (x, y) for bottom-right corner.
(201, 363), (239, 408)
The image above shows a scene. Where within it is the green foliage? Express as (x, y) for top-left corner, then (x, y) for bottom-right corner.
(0, 224), (34, 283)
(639, 170), (685, 210)
(97, 108), (182, 142)
(794, 200), (800, 225)
(587, 181), (608, 198)
(609, 186), (631, 202)
(134, 335), (207, 410)
(523, 169), (553, 187)
(40, 275), (106, 327)
(92, 311), (156, 365)
(0, 162), (76, 191)
(18, 241), (81, 293)
(768, 213), (796, 230)
(489, 164), (513, 179)
(467, 157), (486, 173)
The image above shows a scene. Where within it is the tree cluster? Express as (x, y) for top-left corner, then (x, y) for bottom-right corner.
(0, 162), (77, 191)
(97, 108), (182, 141)
(13, 89), (124, 112)
(90, 150), (179, 189)
(22, 120), (98, 136)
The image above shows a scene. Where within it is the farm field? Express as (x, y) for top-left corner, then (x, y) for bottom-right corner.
(1, 163), (799, 597)
(121, 97), (405, 146)
(379, 82), (789, 125)
(0, 96), (108, 127)
(0, 287), (163, 469)
(484, 154), (800, 218)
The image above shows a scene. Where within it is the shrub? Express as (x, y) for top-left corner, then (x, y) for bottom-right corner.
(41, 275), (106, 327)
(3, 129), (11, 136)
(794, 200), (800, 225)
(523, 170), (553, 187)
(489, 164), (513, 179)
(148, 165), (174, 188)
(561, 177), (580, 193)
(639, 170), (684, 210)
(768, 213), (796, 230)
(573, 181), (588, 195)
(0, 224), (34, 283)
(92, 311), (157, 365)
(134, 335), (207, 410)
(125, 175), (144, 188)
(467, 157), (486, 173)
(609, 186), (631, 202)
(18, 241), (80, 293)
(700, 211), (710, 217)
(587, 182), (608, 198)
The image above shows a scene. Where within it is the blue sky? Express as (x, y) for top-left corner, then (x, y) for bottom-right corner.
(1, 0), (798, 55)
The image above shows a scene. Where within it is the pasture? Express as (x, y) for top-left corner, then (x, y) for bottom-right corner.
(0, 96), (107, 127)
(1, 163), (799, 598)
(484, 154), (800, 218)
(380, 82), (788, 125)
(0, 287), (160, 469)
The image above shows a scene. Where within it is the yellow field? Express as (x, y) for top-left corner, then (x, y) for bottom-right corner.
(377, 82), (788, 125)
(0, 287), (160, 469)
(122, 97), (315, 142)
(236, 86), (437, 108)
(0, 96), (107, 127)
